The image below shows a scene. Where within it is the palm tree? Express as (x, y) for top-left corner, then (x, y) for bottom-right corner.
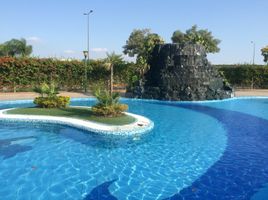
(20, 38), (32, 57)
(105, 52), (124, 95)
(0, 38), (32, 57)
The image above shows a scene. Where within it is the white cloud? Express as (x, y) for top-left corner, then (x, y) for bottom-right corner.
(64, 50), (76, 54)
(90, 48), (108, 52)
(26, 36), (41, 43)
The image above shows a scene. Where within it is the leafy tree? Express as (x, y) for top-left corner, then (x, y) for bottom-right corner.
(0, 38), (32, 57)
(123, 29), (151, 57)
(142, 33), (164, 65)
(171, 25), (221, 53)
(0, 44), (5, 56)
(261, 46), (268, 64)
(123, 29), (164, 74)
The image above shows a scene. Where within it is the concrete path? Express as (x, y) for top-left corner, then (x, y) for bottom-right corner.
(1, 89), (268, 101)
(234, 89), (268, 97)
(0, 92), (91, 101)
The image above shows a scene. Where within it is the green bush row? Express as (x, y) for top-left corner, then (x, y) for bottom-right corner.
(0, 57), (137, 92)
(3, 56), (267, 91)
(216, 65), (268, 88)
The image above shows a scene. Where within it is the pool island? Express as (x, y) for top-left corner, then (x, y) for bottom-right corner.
(0, 106), (154, 136)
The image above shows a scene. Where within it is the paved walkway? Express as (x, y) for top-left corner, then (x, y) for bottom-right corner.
(234, 89), (268, 97)
(0, 92), (91, 101)
(1, 89), (268, 101)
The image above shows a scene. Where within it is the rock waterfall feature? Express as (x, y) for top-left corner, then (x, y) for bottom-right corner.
(133, 43), (233, 101)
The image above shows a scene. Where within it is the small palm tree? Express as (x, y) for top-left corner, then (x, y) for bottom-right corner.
(34, 82), (59, 98)
(105, 52), (123, 95)
(92, 88), (128, 117)
(94, 88), (120, 107)
(0, 38), (32, 57)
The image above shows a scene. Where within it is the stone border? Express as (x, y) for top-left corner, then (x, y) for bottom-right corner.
(0, 107), (154, 136)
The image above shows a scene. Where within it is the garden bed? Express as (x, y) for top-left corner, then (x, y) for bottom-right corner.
(6, 107), (136, 125)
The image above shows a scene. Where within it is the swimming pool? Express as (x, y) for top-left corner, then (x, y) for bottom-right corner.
(0, 97), (268, 199)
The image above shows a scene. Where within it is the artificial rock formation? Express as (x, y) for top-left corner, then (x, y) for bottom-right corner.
(133, 43), (232, 101)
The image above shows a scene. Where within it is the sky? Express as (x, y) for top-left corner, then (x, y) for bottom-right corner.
(0, 0), (267, 64)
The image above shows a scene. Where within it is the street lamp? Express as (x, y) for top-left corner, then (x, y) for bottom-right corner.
(83, 50), (88, 93)
(251, 41), (256, 65)
(83, 10), (93, 62)
(83, 10), (93, 93)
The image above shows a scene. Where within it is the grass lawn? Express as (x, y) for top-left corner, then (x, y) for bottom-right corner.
(6, 107), (136, 125)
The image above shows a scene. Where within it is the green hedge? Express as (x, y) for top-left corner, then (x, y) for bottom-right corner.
(216, 64), (268, 88)
(5, 57), (267, 91)
(0, 57), (86, 91)
(0, 57), (135, 92)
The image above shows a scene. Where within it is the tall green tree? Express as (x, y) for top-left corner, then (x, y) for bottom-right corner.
(261, 46), (268, 64)
(171, 25), (221, 53)
(123, 29), (164, 74)
(123, 29), (151, 57)
(0, 38), (32, 57)
(0, 44), (5, 56)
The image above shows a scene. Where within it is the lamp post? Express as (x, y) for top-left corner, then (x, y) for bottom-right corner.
(251, 41), (256, 65)
(83, 50), (88, 93)
(83, 10), (93, 93)
(250, 41), (256, 89)
(83, 10), (93, 61)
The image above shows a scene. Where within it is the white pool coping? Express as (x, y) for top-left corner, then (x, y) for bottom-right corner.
(0, 107), (154, 136)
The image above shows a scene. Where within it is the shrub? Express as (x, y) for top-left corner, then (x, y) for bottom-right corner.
(94, 89), (120, 106)
(33, 82), (69, 108)
(33, 82), (59, 98)
(34, 96), (70, 108)
(92, 89), (128, 117)
(91, 104), (128, 117)
(56, 96), (70, 108)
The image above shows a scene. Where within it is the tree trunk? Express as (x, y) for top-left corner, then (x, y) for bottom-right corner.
(13, 81), (16, 93)
(251, 77), (254, 89)
(110, 63), (113, 95)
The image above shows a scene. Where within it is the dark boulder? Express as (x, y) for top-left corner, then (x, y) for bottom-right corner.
(133, 43), (233, 101)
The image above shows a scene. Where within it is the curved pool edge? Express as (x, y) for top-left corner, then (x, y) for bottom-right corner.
(123, 96), (268, 104)
(158, 102), (268, 199)
(1, 96), (268, 105)
(0, 108), (154, 136)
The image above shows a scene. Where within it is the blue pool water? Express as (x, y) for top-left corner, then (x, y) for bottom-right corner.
(0, 98), (268, 199)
